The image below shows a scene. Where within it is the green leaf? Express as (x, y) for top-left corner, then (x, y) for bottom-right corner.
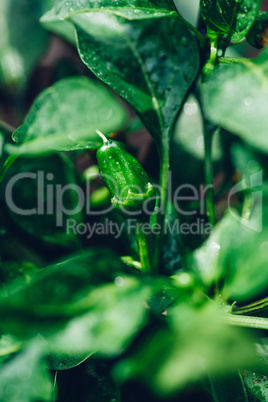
(0, 249), (125, 336)
(0, 335), (22, 365)
(0, 250), (150, 358)
(0, 261), (38, 288)
(2, 154), (83, 248)
(200, 0), (262, 42)
(191, 212), (268, 303)
(246, 11), (268, 49)
(242, 370), (268, 401)
(49, 277), (150, 357)
(0, 0), (49, 88)
(73, 14), (199, 151)
(202, 50), (268, 154)
(5, 77), (127, 156)
(173, 94), (222, 161)
(41, 0), (179, 22)
(0, 343), (53, 402)
(41, 0), (77, 44)
(47, 351), (93, 370)
(114, 302), (257, 395)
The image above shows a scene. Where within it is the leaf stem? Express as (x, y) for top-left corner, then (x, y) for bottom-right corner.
(135, 224), (152, 274)
(0, 155), (17, 184)
(204, 124), (216, 226)
(225, 314), (268, 330)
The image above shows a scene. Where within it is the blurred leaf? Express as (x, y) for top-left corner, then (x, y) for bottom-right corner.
(114, 302), (257, 396)
(191, 212), (268, 303)
(72, 13), (199, 152)
(0, 0), (48, 89)
(0, 249), (125, 336)
(173, 94), (222, 161)
(0, 250), (150, 358)
(2, 154), (83, 248)
(41, 0), (180, 22)
(0, 334), (22, 365)
(0, 343), (53, 402)
(49, 277), (150, 357)
(0, 260), (38, 288)
(202, 50), (268, 154)
(5, 77), (127, 156)
(246, 11), (268, 49)
(200, 0), (262, 42)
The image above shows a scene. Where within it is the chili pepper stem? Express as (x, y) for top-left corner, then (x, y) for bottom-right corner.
(135, 224), (152, 274)
(96, 130), (108, 143)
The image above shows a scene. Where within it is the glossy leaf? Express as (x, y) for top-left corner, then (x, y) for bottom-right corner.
(202, 50), (268, 153)
(1, 154), (83, 248)
(41, 0), (77, 44)
(5, 77), (127, 156)
(0, 0), (48, 88)
(73, 13), (199, 150)
(0, 344), (53, 402)
(242, 370), (268, 401)
(41, 0), (179, 22)
(200, 0), (262, 42)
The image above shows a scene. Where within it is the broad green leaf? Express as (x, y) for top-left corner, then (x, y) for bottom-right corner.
(1, 154), (83, 248)
(200, 0), (262, 42)
(0, 250), (149, 358)
(41, 0), (76, 44)
(41, 0), (180, 22)
(114, 302), (257, 395)
(5, 77), (127, 156)
(0, 0), (48, 88)
(242, 370), (268, 401)
(73, 14), (199, 151)
(0, 343), (53, 402)
(49, 277), (150, 357)
(202, 50), (268, 154)
(191, 212), (268, 303)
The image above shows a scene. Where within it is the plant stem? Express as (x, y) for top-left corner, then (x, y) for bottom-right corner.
(225, 314), (268, 330)
(0, 155), (17, 184)
(152, 141), (170, 273)
(204, 125), (215, 226)
(135, 224), (152, 274)
(233, 297), (268, 315)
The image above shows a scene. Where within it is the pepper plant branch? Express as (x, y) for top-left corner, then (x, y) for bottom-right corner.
(135, 224), (152, 274)
(204, 122), (216, 226)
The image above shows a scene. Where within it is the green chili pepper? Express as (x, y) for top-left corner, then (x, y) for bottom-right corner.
(96, 131), (155, 218)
